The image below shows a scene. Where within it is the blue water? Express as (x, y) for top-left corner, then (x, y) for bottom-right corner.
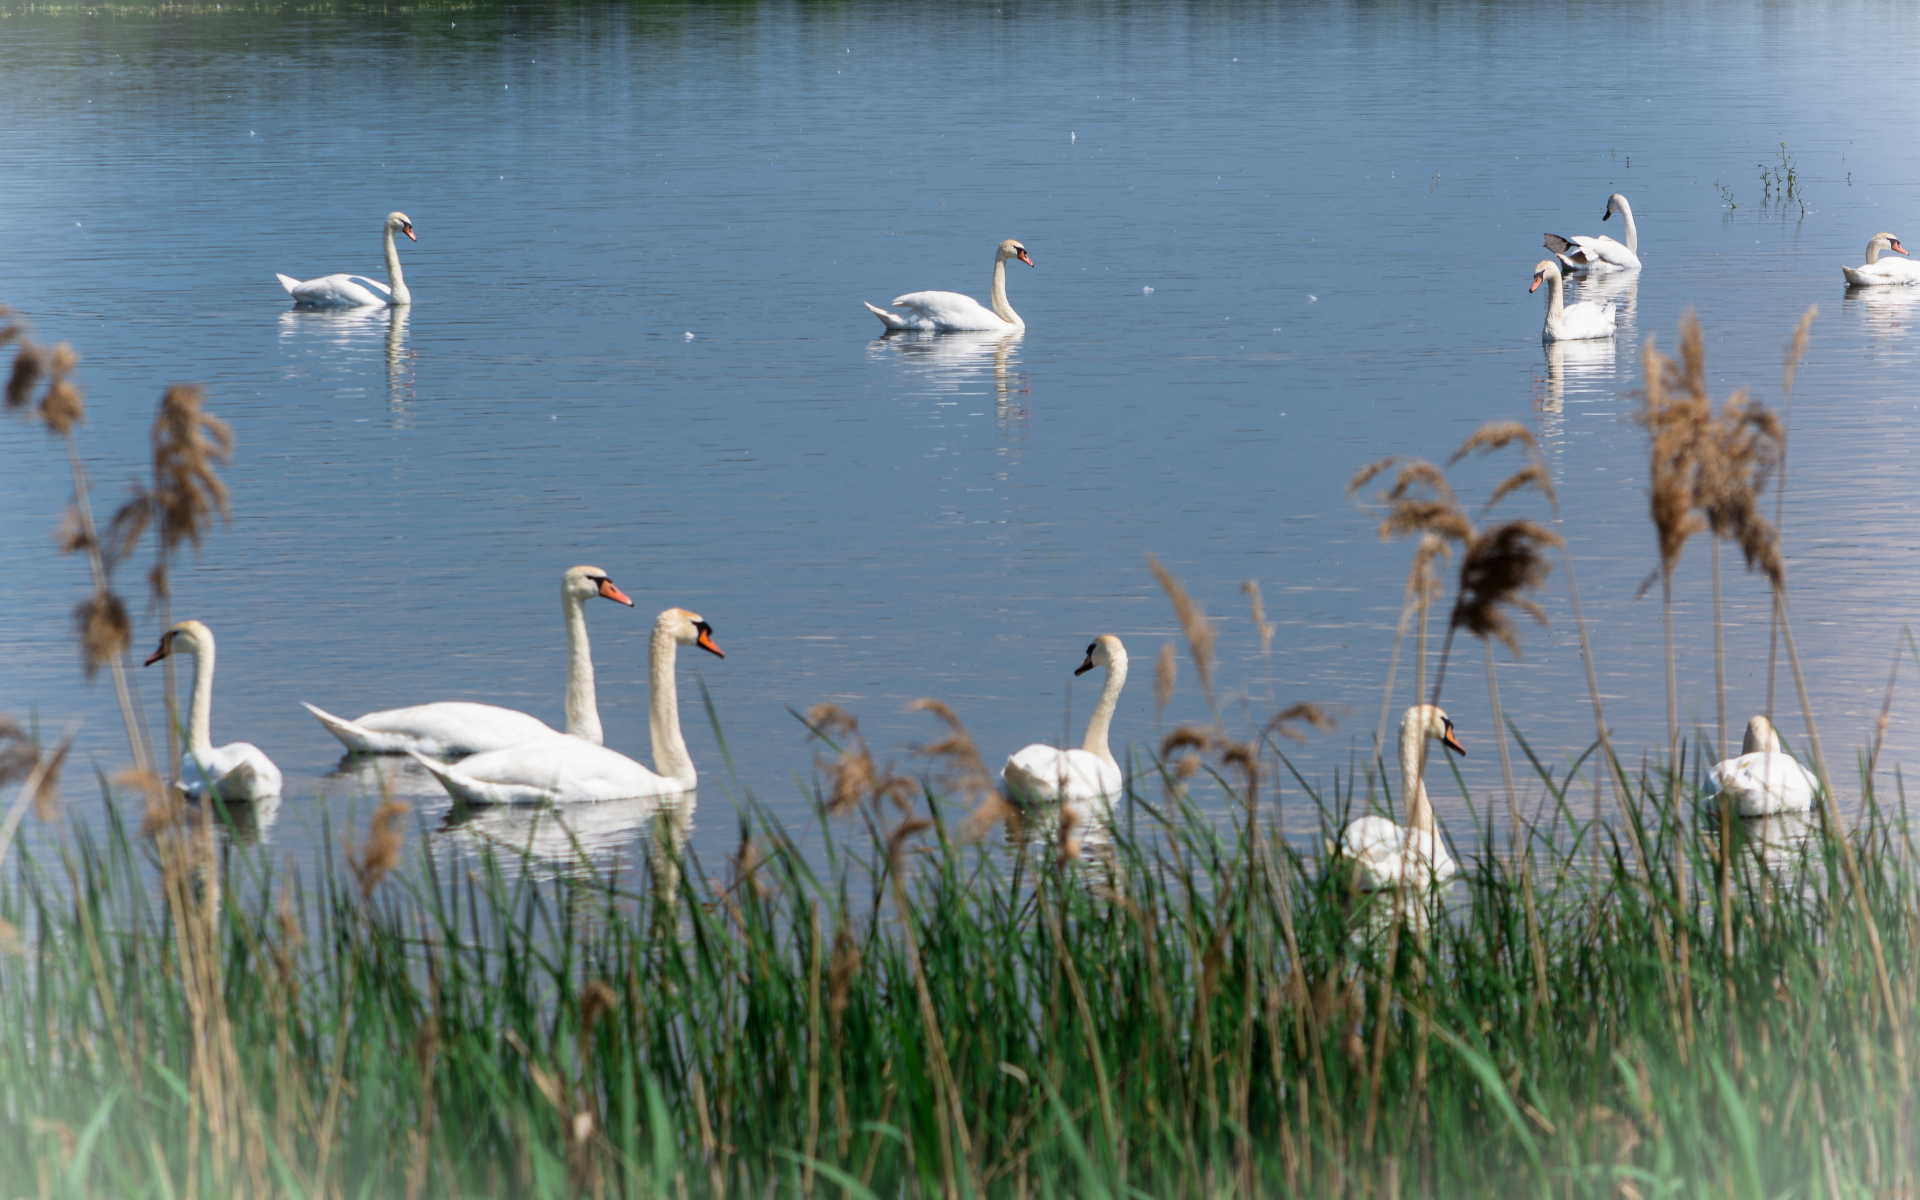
(4, 0), (1920, 876)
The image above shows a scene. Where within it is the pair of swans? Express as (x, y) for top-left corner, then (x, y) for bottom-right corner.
(306, 565), (633, 756)
(1843, 232), (1920, 286)
(867, 239), (1033, 332)
(278, 212), (416, 307)
(1708, 714), (1818, 815)
(144, 621), (284, 802)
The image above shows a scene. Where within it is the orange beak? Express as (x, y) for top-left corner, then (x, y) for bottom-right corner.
(598, 580), (634, 606)
(404, 227), (417, 242)
(1442, 725), (1466, 756)
(1896, 241), (1910, 256)
(1017, 250), (1034, 267)
(1530, 274), (1543, 293)
(697, 629), (725, 658)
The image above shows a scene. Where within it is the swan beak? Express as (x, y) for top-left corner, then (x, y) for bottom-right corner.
(598, 580), (635, 606)
(1074, 651), (1097, 676)
(1530, 274), (1543, 293)
(403, 226), (417, 242)
(695, 624), (725, 659)
(1017, 250), (1034, 267)
(1442, 723), (1466, 757)
(143, 635), (172, 667)
(1602, 209), (1612, 221)
(1896, 241), (1910, 256)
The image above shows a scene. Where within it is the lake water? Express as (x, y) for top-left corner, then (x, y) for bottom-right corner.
(5, 0), (1920, 879)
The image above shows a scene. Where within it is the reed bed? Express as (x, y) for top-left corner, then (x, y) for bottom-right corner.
(4, 306), (1918, 1198)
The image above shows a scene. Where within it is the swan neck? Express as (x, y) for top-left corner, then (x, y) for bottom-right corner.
(1619, 202), (1638, 254)
(1399, 724), (1436, 834)
(384, 223), (411, 305)
(648, 623), (695, 784)
(185, 636), (215, 756)
(561, 591), (602, 745)
(1543, 270), (1565, 326)
(1865, 238), (1883, 265)
(990, 256), (1020, 326)
(1079, 657), (1128, 768)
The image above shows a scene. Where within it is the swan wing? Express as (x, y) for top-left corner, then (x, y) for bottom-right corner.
(1548, 300), (1617, 342)
(1563, 235), (1640, 271)
(304, 700), (560, 758)
(1709, 752), (1818, 816)
(1844, 259), (1920, 286)
(181, 743), (282, 801)
(279, 272), (390, 308)
(412, 738), (688, 807)
(883, 290), (1013, 332)
(1004, 745), (1121, 806)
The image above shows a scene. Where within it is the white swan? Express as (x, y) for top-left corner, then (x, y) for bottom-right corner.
(1708, 715), (1818, 816)
(303, 565), (633, 757)
(144, 620), (283, 801)
(1003, 635), (1128, 809)
(1337, 705), (1463, 891)
(865, 239), (1032, 331)
(277, 212), (416, 307)
(1544, 193), (1641, 273)
(410, 608), (723, 805)
(1532, 259), (1616, 342)
(1842, 232), (1920, 286)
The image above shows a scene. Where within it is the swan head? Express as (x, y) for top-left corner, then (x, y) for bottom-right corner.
(1074, 634), (1128, 676)
(658, 607), (725, 658)
(1741, 714), (1784, 756)
(1530, 259), (1561, 293)
(1603, 193), (1631, 222)
(563, 564), (634, 607)
(1401, 705), (1465, 757)
(144, 619), (213, 666)
(998, 239), (1034, 268)
(1872, 232), (1907, 256)
(386, 212), (417, 243)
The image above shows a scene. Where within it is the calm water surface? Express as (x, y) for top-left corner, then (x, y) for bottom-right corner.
(5, 0), (1920, 879)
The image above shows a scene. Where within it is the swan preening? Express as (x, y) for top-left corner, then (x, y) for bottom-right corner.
(411, 608), (724, 806)
(1003, 635), (1128, 808)
(277, 212), (416, 307)
(144, 620), (283, 801)
(304, 565), (634, 757)
(1545, 194), (1640, 273)
(1531, 259), (1617, 342)
(1842, 232), (1920, 286)
(1708, 715), (1818, 816)
(866, 239), (1033, 331)
(1337, 705), (1463, 891)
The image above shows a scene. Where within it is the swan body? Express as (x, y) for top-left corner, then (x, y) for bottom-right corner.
(1531, 259), (1616, 342)
(866, 239), (1032, 331)
(1337, 706), (1464, 890)
(412, 608), (723, 806)
(305, 566), (632, 757)
(1708, 715), (1818, 816)
(144, 620), (283, 801)
(1842, 232), (1920, 286)
(1544, 193), (1640, 273)
(278, 212), (416, 307)
(1003, 636), (1128, 809)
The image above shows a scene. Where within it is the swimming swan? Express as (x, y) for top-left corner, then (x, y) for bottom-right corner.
(1337, 705), (1463, 890)
(1708, 714), (1818, 816)
(303, 565), (634, 757)
(277, 212), (416, 307)
(1544, 193), (1641, 273)
(410, 608), (723, 805)
(1532, 259), (1617, 342)
(144, 620), (283, 801)
(1842, 232), (1920, 286)
(866, 239), (1032, 331)
(1003, 635), (1128, 808)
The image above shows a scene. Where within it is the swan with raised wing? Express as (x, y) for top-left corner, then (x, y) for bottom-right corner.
(144, 621), (283, 802)
(411, 608), (723, 805)
(1337, 705), (1463, 890)
(1003, 636), (1128, 809)
(303, 565), (633, 757)
(1532, 260), (1616, 342)
(1707, 715), (1818, 816)
(866, 239), (1032, 331)
(1842, 233), (1920, 286)
(277, 212), (416, 307)
(1544, 193), (1640, 273)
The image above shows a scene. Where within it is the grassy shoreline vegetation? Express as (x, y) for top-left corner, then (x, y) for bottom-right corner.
(3, 302), (1918, 1199)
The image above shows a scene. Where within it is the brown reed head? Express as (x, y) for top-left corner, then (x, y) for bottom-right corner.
(149, 385), (232, 555)
(827, 923), (862, 1029)
(908, 698), (1006, 832)
(806, 703), (914, 816)
(884, 816), (935, 876)
(1450, 520), (1562, 657)
(1148, 556), (1216, 707)
(0, 716), (37, 791)
(1160, 724), (1212, 781)
(348, 801), (408, 900)
(1266, 701), (1336, 745)
(38, 346), (84, 436)
(1242, 580), (1276, 657)
(1697, 390), (1785, 589)
(1634, 315), (1713, 575)
(1154, 641), (1178, 722)
(72, 592), (131, 679)
(1405, 533), (1451, 607)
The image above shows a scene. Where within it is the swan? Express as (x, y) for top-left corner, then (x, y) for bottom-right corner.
(1707, 714), (1818, 816)
(143, 620), (283, 801)
(1337, 705), (1463, 891)
(865, 239), (1033, 331)
(1544, 193), (1641, 273)
(277, 212), (416, 307)
(303, 565), (633, 757)
(1842, 232), (1920, 286)
(1003, 635), (1128, 809)
(1532, 259), (1616, 342)
(410, 608), (723, 805)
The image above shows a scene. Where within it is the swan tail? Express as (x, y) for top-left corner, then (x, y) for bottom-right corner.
(407, 749), (554, 807)
(1844, 266), (1872, 286)
(276, 273), (303, 295)
(865, 301), (912, 330)
(1543, 233), (1575, 256)
(302, 702), (387, 754)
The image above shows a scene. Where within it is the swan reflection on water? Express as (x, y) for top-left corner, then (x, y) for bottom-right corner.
(1711, 808), (1817, 879)
(206, 791), (283, 847)
(1568, 267), (1638, 328)
(276, 305), (414, 415)
(1539, 336), (1617, 414)
(437, 790), (695, 885)
(869, 328), (1026, 415)
(1843, 282), (1920, 342)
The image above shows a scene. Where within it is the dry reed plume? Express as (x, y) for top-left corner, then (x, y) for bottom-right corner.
(348, 800), (409, 899)
(1149, 554), (1218, 718)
